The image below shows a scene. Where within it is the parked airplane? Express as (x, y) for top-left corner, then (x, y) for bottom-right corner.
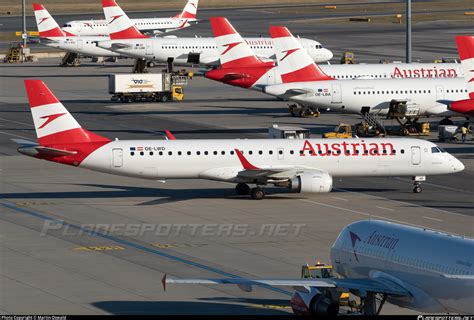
(96, 0), (332, 66)
(33, 3), (119, 57)
(163, 219), (474, 315)
(18, 80), (463, 199)
(205, 17), (462, 92)
(262, 27), (471, 120)
(448, 35), (474, 116)
(62, 0), (199, 36)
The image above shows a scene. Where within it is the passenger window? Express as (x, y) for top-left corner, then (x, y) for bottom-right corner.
(149, 152), (153, 156)
(178, 151), (182, 155)
(168, 151), (172, 156)
(187, 151), (191, 155)
(131, 152), (135, 156)
(140, 152), (144, 156)
(159, 151), (163, 156)
(401, 149), (405, 154)
(213, 151), (218, 155)
(269, 150), (273, 155)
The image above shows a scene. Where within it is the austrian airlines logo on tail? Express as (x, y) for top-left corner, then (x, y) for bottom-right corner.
(108, 14), (123, 24)
(280, 48), (300, 61)
(38, 113), (66, 129)
(38, 17), (49, 25)
(222, 42), (242, 55)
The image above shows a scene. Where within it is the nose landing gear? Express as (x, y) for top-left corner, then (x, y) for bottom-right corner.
(412, 176), (426, 193)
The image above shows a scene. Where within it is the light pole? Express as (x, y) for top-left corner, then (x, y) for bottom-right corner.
(406, 0), (412, 63)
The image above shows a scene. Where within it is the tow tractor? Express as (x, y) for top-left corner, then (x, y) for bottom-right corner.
(323, 123), (386, 139)
(301, 262), (353, 308)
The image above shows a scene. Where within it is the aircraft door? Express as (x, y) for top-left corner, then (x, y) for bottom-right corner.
(331, 84), (342, 103)
(77, 39), (83, 49)
(411, 146), (421, 165)
(146, 41), (153, 55)
(277, 147), (284, 160)
(436, 85), (445, 100)
(113, 148), (123, 167)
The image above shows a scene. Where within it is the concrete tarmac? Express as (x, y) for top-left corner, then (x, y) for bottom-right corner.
(1, 14), (473, 316)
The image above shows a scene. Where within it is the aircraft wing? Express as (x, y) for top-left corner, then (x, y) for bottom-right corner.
(233, 149), (308, 181)
(162, 274), (411, 297)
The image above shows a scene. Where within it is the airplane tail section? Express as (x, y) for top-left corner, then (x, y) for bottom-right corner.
(269, 26), (333, 83)
(102, 0), (148, 40)
(24, 80), (110, 148)
(210, 17), (264, 69)
(455, 35), (474, 99)
(33, 3), (70, 37)
(175, 0), (198, 19)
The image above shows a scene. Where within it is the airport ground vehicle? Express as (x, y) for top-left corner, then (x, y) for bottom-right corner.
(268, 125), (311, 139)
(323, 124), (353, 139)
(109, 73), (187, 103)
(301, 262), (351, 307)
(340, 52), (355, 64)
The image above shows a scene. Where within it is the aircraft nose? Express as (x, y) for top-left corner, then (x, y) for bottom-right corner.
(323, 48), (333, 61)
(453, 158), (465, 172)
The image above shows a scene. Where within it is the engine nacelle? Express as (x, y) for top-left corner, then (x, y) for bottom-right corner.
(288, 172), (333, 193)
(309, 293), (340, 316)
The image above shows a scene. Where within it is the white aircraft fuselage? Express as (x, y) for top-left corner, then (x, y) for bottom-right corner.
(263, 77), (469, 117)
(42, 36), (121, 57)
(62, 17), (196, 36)
(76, 138), (462, 182)
(97, 37), (332, 66)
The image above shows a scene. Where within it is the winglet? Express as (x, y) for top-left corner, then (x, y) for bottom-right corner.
(162, 273), (167, 291)
(234, 149), (259, 170)
(164, 130), (176, 140)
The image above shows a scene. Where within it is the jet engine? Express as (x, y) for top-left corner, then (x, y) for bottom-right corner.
(309, 293), (340, 316)
(281, 171), (333, 193)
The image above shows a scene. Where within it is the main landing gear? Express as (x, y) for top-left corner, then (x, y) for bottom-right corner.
(412, 176), (426, 193)
(235, 183), (265, 200)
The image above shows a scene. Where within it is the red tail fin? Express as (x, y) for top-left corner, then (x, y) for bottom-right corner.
(270, 26), (332, 83)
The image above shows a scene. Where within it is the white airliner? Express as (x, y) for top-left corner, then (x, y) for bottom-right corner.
(164, 219), (474, 315)
(61, 0), (199, 36)
(96, 0), (332, 66)
(262, 27), (472, 119)
(18, 80), (463, 199)
(205, 17), (463, 92)
(33, 3), (119, 57)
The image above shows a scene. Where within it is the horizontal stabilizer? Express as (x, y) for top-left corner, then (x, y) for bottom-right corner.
(18, 145), (78, 158)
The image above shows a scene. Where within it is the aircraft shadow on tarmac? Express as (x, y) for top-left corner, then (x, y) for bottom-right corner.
(0, 183), (310, 205)
(92, 298), (290, 315)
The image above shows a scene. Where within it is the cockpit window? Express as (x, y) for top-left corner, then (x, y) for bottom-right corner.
(63, 24), (72, 27)
(431, 147), (445, 153)
(315, 44), (322, 49)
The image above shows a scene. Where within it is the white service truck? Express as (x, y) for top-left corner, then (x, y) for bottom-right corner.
(109, 73), (185, 103)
